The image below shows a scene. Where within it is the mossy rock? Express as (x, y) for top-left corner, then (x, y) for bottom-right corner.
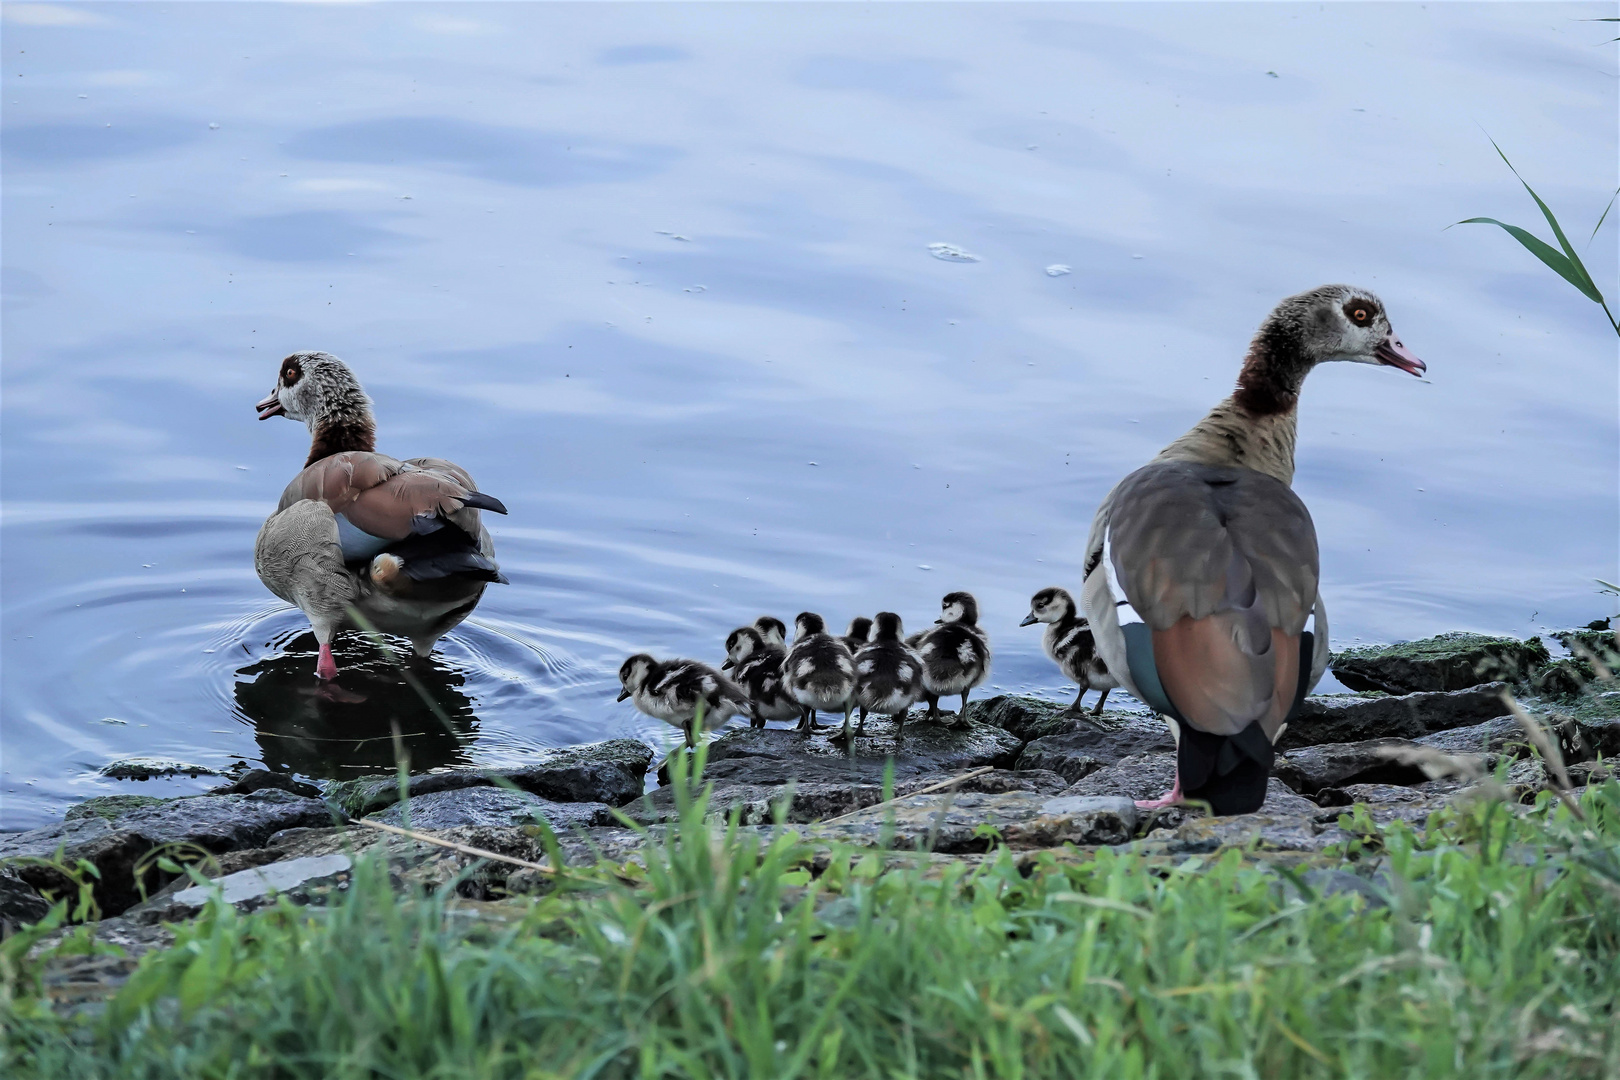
(1530, 658), (1595, 701)
(1330, 633), (1549, 694)
(64, 795), (168, 822)
(1553, 628), (1620, 666)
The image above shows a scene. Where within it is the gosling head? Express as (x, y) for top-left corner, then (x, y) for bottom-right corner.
(1020, 587), (1076, 627)
(793, 611), (827, 640)
(617, 654), (658, 701)
(754, 615), (787, 648)
(871, 611), (905, 642)
(723, 626), (764, 669)
(936, 591), (979, 626)
(845, 616), (873, 645)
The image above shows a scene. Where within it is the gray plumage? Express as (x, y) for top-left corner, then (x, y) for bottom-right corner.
(1021, 587), (1116, 714)
(853, 612), (924, 738)
(617, 654), (752, 746)
(912, 591), (991, 721)
(781, 612), (856, 735)
(722, 625), (798, 727)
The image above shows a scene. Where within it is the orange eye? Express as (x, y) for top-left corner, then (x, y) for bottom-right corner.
(1352, 308), (1368, 323)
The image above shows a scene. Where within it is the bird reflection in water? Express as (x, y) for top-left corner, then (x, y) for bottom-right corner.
(233, 632), (478, 780)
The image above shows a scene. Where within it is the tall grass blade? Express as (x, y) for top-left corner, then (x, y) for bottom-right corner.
(1455, 217), (1598, 301)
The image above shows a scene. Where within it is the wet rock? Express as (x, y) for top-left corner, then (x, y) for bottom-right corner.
(1260, 780), (1319, 816)
(1552, 628), (1620, 664)
(128, 853), (355, 923)
(0, 790), (333, 916)
(208, 769), (320, 799)
(97, 757), (225, 781)
(0, 868), (51, 930)
(1572, 704), (1620, 758)
(1317, 783), (1437, 806)
(1278, 684), (1511, 749)
(31, 917), (176, 1018)
(1330, 633), (1548, 694)
(1505, 758), (1549, 799)
(64, 795), (168, 822)
(324, 739), (655, 818)
(630, 715), (1022, 825)
(1135, 812), (1353, 855)
(1272, 739), (1431, 796)
(1567, 760), (1614, 786)
(814, 791), (1138, 853)
(966, 694), (1098, 743)
(1529, 659), (1596, 701)
(366, 787), (616, 831)
(1014, 715), (1175, 783)
(1412, 716), (1527, 760)
(1059, 752), (1179, 803)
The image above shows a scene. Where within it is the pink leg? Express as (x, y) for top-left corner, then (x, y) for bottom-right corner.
(1135, 772), (1183, 810)
(316, 642), (339, 681)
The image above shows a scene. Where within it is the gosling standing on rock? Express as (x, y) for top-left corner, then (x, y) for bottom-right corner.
(853, 612), (924, 739)
(617, 654), (753, 746)
(253, 351), (508, 680)
(1082, 285), (1425, 815)
(913, 591), (992, 722)
(1021, 587), (1116, 715)
(721, 625), (799, 728)
(780, 612), (856, 735)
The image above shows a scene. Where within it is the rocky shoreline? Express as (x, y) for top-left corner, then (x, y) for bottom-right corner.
(4, 629), (1616, 1010)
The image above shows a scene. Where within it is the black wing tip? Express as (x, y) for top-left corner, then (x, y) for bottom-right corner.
(462, 492), (508, 515)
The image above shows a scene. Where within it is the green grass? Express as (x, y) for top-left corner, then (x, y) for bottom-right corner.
(5, 757), (1619, 1079)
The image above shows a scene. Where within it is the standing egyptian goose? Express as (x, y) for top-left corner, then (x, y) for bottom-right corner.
(852, 612), (925, 739)
(617, 655), (753, 746)
(1021, 587), (1117, 714)
(254, 352), (508, 679)
(721, 624), (798, 728)
(780, 612), (856, 735)
(913, 591), (992, 721)
(1081, 286), (1424, 815)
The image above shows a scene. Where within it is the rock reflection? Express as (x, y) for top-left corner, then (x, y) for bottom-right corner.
(233, 633), (478, 780)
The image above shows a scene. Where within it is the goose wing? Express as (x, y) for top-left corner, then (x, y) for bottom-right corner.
(277, 451), (506, 544)
(1101, 460), (1320, 742)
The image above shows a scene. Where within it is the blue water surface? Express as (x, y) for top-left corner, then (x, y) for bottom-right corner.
(3, 2), (1616, 829)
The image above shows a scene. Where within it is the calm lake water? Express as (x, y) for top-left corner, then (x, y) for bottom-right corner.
(3, 3), (1616, 830)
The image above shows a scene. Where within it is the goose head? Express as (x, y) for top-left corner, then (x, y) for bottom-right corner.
(936, 591), (979, 626)
(1235, 286), (1424, 414)
(793, 611), (827, 640)
(872, 611), (905, 642)
(845, 616), (873, 644)
(617, 654), (658, 701)
(257, 352), (372, 425)
(723, 626), (763, 670)
(754, 615), (787, 648)
(1020, 586), (1077, 627)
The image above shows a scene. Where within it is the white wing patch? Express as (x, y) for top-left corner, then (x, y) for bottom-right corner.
(896, 663), (913, 682)
(700, 675), (716, 695)
(1102, 527), (1145, 627)
(920, 641), (936, 657)
(796, 659), (815, 678)
(836, 657), (854, 674)
(956, 640), (978, 666)
(857, 659), (875, 675)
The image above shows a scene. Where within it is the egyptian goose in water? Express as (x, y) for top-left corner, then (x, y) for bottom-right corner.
(781, 612), (856, 736)
(254, 352), (508, 680)
(1081, 286), (1424, 815)
(853, 611), (925, 739)
(912, 591), (992, 721)
(617, 654), (753, 746)
(721, 624), (799, 728)
(1021, 587), (1117, 714)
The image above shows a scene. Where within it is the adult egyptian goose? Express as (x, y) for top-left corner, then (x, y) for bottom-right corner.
(721, 624), (799, 728)
(1021, 587), (1117, 714)
(617, 654), (753, 746)
(913, 591), (992, 721)
(780, 612), (857, 735)
(852, 611), (925, 739)
(1081, 285), (1424, 815)
(254, 351), (508, 679)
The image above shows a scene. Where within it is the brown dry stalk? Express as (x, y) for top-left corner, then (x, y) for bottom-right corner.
(353, 817), (639, 885)
(1499, 691), (1586, 822)
(820, 766), (997, 824)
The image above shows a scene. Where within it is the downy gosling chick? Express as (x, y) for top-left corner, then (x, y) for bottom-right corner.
(617, 654), (753, 746)
(842, 616), (874, 654)
(1021, 587), (1117, 714)
(913, 591), (992, 721)
(853, 612), (925, 740)
(781, 612), (856, 735)
(722, 625), (799, 728)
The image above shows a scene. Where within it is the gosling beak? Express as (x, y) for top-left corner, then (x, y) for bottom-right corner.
(934, 618), (944, 625)
(720, 658), (734, 670)
(256, 391), (285, 420)
(616, 688), (631, 702)
(1019, 612), (1038, 627)
(1374, 333), (1426, 377)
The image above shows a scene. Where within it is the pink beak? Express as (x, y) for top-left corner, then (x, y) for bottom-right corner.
(256, 391), (285, 420)
(1374, 333), (1426, 377)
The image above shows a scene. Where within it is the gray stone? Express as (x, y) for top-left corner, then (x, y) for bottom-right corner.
(1567, 760), (1615, 786)
(1272, 739), (1432, 796)
(64, 795), (168, 823)
(97, 757), (225, 781)
(1319, 783), (1437, 806)
(132, 854), (355, 922)
(1060, 752), (1179, 803)
(1413, 716), (1528, 759)
(0, 868), (51, 930)
(1259, 779), (1319, 815)
(324, 738), (655, 818)
(366, 787), (616, 831)
(629, 714), (1022, 824)
(1015, 715), (1176, 783)
(208, 769), (320, 799)
(1298, 868), (1389, 908)
(812, 790), (1138, 852)
(1134, 811), (1354, 856)
(1278, 684), (1511, 749)
(0, 789), (333, 916)
(966, 695), (1109, 743)
(1330, 633), (1549, 694)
